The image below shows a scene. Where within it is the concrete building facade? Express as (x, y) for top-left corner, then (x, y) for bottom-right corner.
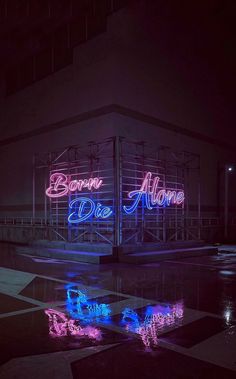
(0, 1), (235, 260)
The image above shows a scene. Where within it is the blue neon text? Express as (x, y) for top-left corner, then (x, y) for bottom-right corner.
(68, 197), (113, 224)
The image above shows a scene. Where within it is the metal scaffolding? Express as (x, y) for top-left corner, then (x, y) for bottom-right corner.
(33, 137), (115, 244)
(120, 139), (201, 244)
(33, 136), (201, 246)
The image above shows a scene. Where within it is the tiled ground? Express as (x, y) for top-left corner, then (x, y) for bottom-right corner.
(0, 242), (236, 379)
(0, 293), (36, 314)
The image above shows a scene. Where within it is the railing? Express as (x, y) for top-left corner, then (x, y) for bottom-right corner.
(0, 217), (67, 227)
(0, 216), (226, 227)
(0, 215), (227, 231)
(0, 216), (234, 244)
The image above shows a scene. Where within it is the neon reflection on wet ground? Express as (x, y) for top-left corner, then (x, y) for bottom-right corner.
(66, 288), (111, 320)
(45, 287), (184, 350)
(44, 308), (102, 340)
(122, 302), (184, 348)
(44, 287), (111, 340)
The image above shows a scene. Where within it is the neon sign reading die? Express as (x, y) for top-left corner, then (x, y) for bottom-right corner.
(68, 198), (113, 224)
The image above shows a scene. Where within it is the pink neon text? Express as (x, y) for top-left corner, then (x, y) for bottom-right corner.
(46, 173), (103, 198)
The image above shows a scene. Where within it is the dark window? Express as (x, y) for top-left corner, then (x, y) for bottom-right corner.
(54, 24), (69, 49)
(0, 0), (6, 21)
(50, 0), (69, 18)
(6, 67), (19, 95)
(87, 14), (107, 40)
(53, 47), (73, 72)
(69, 17), (86, 47)
(6, 0), (28, 19)
(29, 0), (49, 19)
(113, 0), (129, 11)
(72, 0), (93, 16)
(19, 56), (34, 88)
(35, 48), (52, 81)
(94, 0), (112, 16)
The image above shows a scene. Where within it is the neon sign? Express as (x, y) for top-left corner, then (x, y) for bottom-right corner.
(124, 172), (184, 215)
(46, 173), (103, 198)
(68, 198), (113, 224)
(45, 170), (184, 224)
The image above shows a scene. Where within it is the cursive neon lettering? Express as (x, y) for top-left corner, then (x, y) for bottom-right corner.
(46, 173), (103, 198)
(68, 197), (113, 224)
(124, 172), (184, 214)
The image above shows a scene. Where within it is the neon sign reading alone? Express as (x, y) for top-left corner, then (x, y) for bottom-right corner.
(45, 171), (184, 224)
(123, 172), (184, 215)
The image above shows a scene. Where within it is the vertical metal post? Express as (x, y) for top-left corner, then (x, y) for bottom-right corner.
(186, 165), (190, 240)
(32, 155), (35, 224)
(163, 149), (167, 242)
(44, 168), (47, 225)
(224, 166), (228, 240)
(183, 152), (188, 241)
(181, 157), (185, 241)
(175, 164), (178, 241)
(114, 136), (121, 247)
(49, 153), (52, 241)
(141, 142), (145, 243)
(198, 156), (201, 240)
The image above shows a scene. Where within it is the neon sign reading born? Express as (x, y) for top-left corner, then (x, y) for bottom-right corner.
(46, 172), (103, 198)
(124, 172), (184, 215)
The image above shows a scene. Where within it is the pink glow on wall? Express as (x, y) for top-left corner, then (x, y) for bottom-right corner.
(46, 173), (103, 198)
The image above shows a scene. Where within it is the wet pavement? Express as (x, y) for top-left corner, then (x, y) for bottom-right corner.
(0, 242), (236, 378)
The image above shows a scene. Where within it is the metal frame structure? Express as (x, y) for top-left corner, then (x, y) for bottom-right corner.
(33, 137), (116, 245)
(120, 139), (201, 244)
(32, 136), (202, 246)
